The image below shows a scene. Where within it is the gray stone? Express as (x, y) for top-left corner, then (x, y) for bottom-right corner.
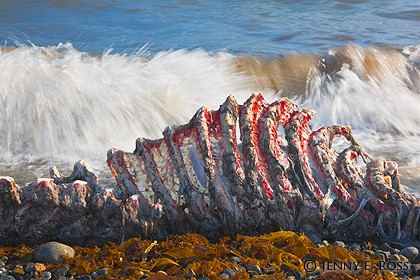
(43, 271), (52, 280)
(390, 242), (405, 250)
(401, 246), (419, 259)
(54, 266), (69, 276)
(228, 256), (242, 263)
(76, 275), (92, 280)
(334, 241), (345, 248)
(349, 243), (361, 251)
(373, 252), (386, 262)
(389, 254), (401, 262)
(218, 272), (230, 279)
(244, 263), (262, 273)
(224, 268), (235, 278)
(0, 275), (15, 280)
(34, 242), (75, 264)
(97, 268), (109, 276)
(186, 268), (196, 278)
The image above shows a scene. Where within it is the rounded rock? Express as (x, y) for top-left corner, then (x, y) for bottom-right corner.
(349, 243), (361, 252)
(97, 268), (109, 275)
(54, 266), (69, 276)
(228, 256), (242, 264)
(0, 275), (15, 280)
(43, 271), (52, 280)
(401, 246), (419, 259)
(224, 268), (235, 278)
(34, 242), (75, 264)
(334, 241), (345, 248)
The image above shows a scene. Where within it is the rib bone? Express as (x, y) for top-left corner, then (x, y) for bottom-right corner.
(1, 92), (419, 246)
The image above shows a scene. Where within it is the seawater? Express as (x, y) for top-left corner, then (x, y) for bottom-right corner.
(0, 0), (419, 193)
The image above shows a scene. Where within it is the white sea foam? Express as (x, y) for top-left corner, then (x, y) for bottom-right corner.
(0, 43), (252, 172)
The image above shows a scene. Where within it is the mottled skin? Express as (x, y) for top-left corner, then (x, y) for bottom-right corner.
(1, 93), (420, 246)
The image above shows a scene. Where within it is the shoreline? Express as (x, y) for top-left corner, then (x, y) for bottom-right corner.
(0, 230), (418, 280)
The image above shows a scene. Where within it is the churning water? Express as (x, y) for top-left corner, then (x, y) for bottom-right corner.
(0, 1), (419, 192)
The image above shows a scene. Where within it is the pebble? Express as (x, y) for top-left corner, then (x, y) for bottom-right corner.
(401, 246), (419, 259)
(390, 241), (406, 250)
(76, 275), (92, 280)
(334, 241), (345, 248)
(373, 252), (386, 262)
(244, 263), (262, 274)
(219, 272), (229, 279)
(34, 241), (75, 264)
(380, 242), (393, 251)
(0, 276), (15, 280)
(411, 264), (420, 276)
(349, 243), (361, 251)
(97, 268), (109, 275)
(223, 268), (235, 278)
(389, 254), (401, 262)
(186, 268), (196, 278)
(362, 249), (375, 255)
(54, 266), (69, 276)
(228, 256), (242, 263)
(43, 271), (52, 280)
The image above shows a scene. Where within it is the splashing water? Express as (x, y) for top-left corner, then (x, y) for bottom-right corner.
(0, 43), (255, 181)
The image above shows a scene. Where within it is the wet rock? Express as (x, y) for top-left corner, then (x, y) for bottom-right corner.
(186, 268), (196, 278)
(401, 246), (419, 259)
(43, 271), (52, 280)
(244, 263), (262, 274)
(411, 264), (420, 276)
(379, 243), (393, 251)
(75, 275), (92, 280)
(390, 241), (405, 250)
(224, 268), (235, 278)
(373, 252), (386, 262)
(334, 241), (345, 248)
(97, 267), (109, 275)
(34, 242), (75, 264)
(219, 272), (230, 279)
(362, 249), (374, 255)
(349, 243), (361, 251)
(228, 256), (242, 263)
(54, 266), (69, 276)
(389, 254), (401, 262)
(0, 275), (15, 280)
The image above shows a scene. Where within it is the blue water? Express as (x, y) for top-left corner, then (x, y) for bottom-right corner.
(1, 0), (419, 55)
(0, 0), (420, 193)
